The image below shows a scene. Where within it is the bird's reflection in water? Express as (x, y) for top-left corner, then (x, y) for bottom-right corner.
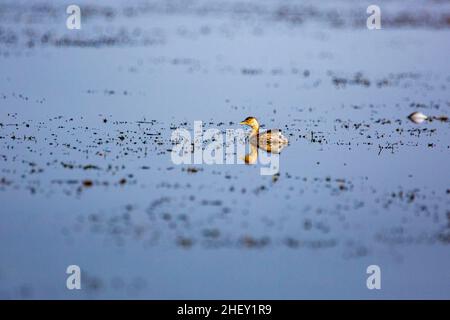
(244, 142), (258, 164)
(243, 134), (288, 165)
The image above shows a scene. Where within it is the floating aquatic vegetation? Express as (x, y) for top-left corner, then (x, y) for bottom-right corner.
(431, 115), (449, 123)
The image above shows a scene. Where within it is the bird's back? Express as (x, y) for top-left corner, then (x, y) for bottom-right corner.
(251, 129), (288, 153)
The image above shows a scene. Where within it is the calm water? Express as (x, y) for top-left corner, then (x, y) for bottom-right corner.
(0, 0), (449, 299)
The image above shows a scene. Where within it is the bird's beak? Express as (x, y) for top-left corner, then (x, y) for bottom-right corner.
(239, 121), (246, 125)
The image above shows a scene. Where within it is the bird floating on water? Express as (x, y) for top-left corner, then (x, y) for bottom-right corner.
(239, 117), (289, 153)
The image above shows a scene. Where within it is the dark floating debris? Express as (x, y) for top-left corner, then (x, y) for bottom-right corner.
(432, 115), (449, 123)
(82, 180), (93, 188)
(183, 167), (202, 173)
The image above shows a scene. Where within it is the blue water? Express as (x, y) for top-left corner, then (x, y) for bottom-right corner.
(0, 0), (449, 299)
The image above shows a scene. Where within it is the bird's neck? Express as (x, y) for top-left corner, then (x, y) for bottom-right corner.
(250, 126), (259, 137)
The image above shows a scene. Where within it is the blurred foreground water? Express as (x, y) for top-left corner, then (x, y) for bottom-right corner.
(0, 0), (449, 298)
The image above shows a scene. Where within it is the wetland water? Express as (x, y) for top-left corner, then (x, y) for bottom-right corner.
(0, 0), (449, 298)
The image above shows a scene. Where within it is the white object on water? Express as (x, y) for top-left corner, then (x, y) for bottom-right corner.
(408, 112), (428, 124)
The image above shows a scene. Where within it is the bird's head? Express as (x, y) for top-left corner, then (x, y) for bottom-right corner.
(239, 117), (259, 130)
